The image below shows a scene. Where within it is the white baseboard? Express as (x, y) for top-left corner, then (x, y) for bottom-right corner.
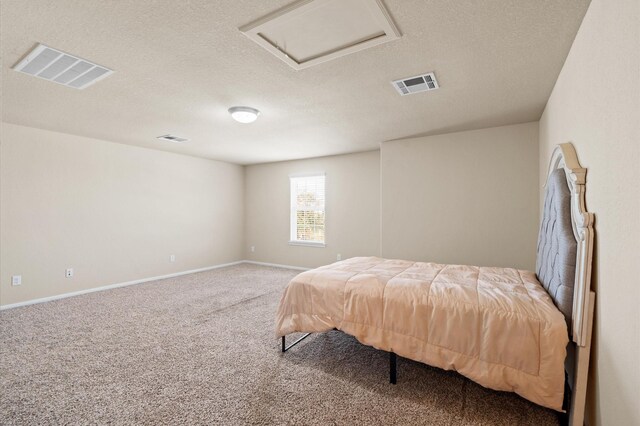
(0, 260), (309, 311)
(242, 260), (310, 271)
(0, 261), (244, 310)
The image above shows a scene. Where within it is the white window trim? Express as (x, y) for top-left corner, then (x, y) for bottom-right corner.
(288, 240), (326, 248)
(289, 172), (326, 247)
(289, 172), (326, 178)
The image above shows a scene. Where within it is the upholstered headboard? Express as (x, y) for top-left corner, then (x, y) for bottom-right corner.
(540, 143), (594, 347)
(536, 169), (577, 328)
(541, 143), (595, 426)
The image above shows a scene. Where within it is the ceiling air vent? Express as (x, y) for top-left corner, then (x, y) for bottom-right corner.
(392, 72), (439, 96)
(12, 43), (113, 90)
(157, 134), (189, 143)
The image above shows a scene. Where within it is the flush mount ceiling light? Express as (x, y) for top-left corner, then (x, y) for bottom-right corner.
(229, 106), (260, 123)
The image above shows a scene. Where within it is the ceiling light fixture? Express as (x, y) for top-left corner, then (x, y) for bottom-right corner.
(229, 106), (260, 124)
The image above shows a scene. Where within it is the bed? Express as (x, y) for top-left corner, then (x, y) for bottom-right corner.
(275, 143), (595, 426)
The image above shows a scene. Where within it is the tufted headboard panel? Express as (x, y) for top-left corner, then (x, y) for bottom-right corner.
(536, 168), (577, 327)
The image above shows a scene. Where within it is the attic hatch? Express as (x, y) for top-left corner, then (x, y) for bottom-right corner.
(392, 72), (439, 96)
(12, 44), (113, 89)
(240, 0), (401, 70)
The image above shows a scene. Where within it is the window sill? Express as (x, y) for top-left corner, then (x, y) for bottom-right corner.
(289, 240), (326, 248)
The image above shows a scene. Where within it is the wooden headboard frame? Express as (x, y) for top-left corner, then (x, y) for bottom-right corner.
(545, 143), (595, 426)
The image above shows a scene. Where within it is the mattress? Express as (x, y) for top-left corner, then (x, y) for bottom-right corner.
(275, 257), (569, 410)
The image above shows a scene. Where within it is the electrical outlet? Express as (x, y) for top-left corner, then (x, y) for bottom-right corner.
(250, 246), (255, 253)
(65, 268), (74, 278)
(11, 275), (22, 286)
(337, 253), (342, 261)
(170, 254), (175, 262)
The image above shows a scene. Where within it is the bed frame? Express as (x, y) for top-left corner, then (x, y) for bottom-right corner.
(550, 143), (595, 426)
(281, 143), (595, 426)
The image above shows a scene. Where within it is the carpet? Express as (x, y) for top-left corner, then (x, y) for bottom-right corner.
(0, 263), (560, 425)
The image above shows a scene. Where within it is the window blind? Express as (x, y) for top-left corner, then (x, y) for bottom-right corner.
(290, 174), (325, 244)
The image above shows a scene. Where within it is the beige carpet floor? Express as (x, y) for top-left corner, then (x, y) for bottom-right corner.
(0, 264), (560, 425)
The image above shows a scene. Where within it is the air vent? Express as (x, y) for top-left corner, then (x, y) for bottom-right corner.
(392, 72), (439, 96)
(157, 134), (189, 143)
(12, 44), (113, 90)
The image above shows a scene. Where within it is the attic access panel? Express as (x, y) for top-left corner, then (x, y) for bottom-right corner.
(240, 0), (401, 70)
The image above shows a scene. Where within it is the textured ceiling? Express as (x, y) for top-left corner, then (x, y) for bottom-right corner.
(0, 0), (590, 165)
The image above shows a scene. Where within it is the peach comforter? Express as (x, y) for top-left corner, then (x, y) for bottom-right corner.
(275, 257), (569, 410)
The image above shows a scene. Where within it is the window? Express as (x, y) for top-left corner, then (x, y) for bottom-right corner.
(290, 174), (325, 246)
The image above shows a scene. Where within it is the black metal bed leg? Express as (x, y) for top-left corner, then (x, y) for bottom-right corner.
(390, 352), (397, 384)
(557, 372), (571, 426)
(281, 333), (312, 352)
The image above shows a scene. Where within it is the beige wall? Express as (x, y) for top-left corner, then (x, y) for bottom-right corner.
(0, 123), (244, 306)
(381, 122), (539, 270)
(245, 123), (539, 271)
(244, 151), (380, 268)
(538, 0), (640, 424)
